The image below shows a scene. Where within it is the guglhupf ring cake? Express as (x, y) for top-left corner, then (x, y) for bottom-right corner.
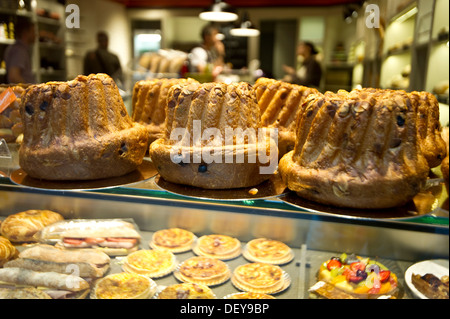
(279, 88), (437, 209)
(149, 81), (278, 189)
(19, 73), (149, 181)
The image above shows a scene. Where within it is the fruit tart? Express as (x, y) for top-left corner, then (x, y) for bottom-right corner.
(309, 253), (399, 299)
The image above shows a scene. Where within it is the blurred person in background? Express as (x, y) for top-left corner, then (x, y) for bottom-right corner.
(4, 16), (36, 84)
(283, 41), (322, 89)
(84, 31), (123, 85)
(189, 23), (225, 76)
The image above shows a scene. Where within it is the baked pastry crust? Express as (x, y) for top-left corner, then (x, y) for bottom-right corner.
(253, 77), (319, 158)
(0, 287), (52, 299)
(225, 292), (276, 299)
(132, 78), (198, 145)
(19, 73), (149, 181)
(175, 256), (230, 286)
(157, 283), (216, 299)
(0, 210), (63, 242)
(0, 236), (19, 267)
(150, 228), (195, 253)
(232, 262), (287, 294)
(122, 249), (176, 278)
(194, 234), (241, 260)
(149, 81), (278, 189)
(279, 88), (432, 209)
(243, 238), (293, 265)
(91, 272), (156, 299)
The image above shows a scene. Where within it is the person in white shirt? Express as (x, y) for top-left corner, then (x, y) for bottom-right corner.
(189, 24), (225, 75)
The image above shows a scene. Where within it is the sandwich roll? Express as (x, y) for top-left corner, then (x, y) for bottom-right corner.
(0, 267), (90, 299)
(4, 244), (110, 278)
(0, 287), (52, 299)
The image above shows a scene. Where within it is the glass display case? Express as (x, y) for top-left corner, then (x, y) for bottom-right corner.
(0, 141), (448, 299)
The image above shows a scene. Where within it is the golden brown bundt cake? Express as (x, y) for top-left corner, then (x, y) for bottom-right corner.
(279, 88), (430, 209)
(131, 78), (198, 145)
(253, 77), (319, 158)
(19, 73), (149, 180)
(149, 81), (278, 189)
(409, 91), (447, 168)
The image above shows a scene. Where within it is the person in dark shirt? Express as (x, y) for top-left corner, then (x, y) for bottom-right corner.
(283, 41), (322, 89)
(4, 16), (36, 84)
(83, 31), (123, 85)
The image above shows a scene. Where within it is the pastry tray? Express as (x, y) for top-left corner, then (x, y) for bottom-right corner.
(153, 173), (288, 201)
(9, 158), (158, 191)
(280, 179), (448, 221)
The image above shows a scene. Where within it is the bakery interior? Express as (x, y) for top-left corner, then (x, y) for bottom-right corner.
(0, 0), (448, 300)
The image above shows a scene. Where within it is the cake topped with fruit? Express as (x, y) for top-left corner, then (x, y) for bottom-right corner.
(312, 253), (399, 299)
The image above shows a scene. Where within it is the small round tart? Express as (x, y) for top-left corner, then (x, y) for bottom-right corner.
(175, 256), (230, 286)
(150, 228), (195, 253)
(244, 238), (294, 265)
(91, 272), (157, 299)
(122, 249), (177, 278)
(157, 283), (216, 299)
(224, 292), (276, 299)
(232, 262), (289, 294)
(317, 253), (399, 299)
(193, 234), (241, 260)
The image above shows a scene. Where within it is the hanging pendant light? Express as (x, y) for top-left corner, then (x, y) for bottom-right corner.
(199, 0), (238, 22)
(230, 12), (260, 37)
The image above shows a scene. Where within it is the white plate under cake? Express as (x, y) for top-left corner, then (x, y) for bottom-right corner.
(193, 234), (241, 260)
(174, 256), (230, 286)
(243, 238), (294, 265)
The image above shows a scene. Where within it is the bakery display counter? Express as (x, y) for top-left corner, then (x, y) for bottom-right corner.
(1, 141), (449, 299)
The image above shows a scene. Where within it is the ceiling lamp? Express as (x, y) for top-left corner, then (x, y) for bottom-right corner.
(230, 12), (260, 37)
(199, 0), (238, 22)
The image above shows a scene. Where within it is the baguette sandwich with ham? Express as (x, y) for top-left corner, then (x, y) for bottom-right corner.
(0, 267), (90, 299)
(36, 219), (141, 256)
(3, 244), (110, 279)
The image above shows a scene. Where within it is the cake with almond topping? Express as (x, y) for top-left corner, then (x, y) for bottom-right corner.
(279, 88), (439, 209)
